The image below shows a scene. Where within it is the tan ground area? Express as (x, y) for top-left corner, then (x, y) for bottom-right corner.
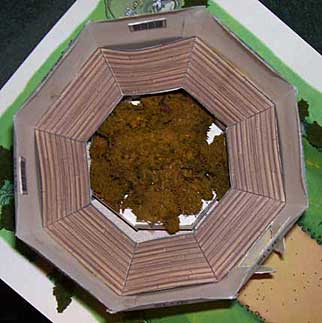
(239, 225), (322, 323)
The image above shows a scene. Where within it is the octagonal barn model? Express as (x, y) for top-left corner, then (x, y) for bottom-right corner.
(14, 8), (307, 312)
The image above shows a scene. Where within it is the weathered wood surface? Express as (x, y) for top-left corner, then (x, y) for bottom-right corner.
(226, 108), (285, 201)
(34, 37), (286, 295)
(123, 234), (216, 295)
(47, 205), (136, 294)
(195, 189), (284, 279)
(35, 130), (89, 226)
(103, 38), (194, 95)
(183, 38), (273, 126)
(36, 49), (122, 141)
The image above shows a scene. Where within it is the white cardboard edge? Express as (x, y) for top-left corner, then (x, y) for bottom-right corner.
(0, 0), (100, 117)
(1, 0), (322, 322)
(212, 0), (322, 91)
(0, 238), (99, 323)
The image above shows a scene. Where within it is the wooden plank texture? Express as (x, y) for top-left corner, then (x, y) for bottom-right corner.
(46, 205), (136, 295)
(226, 108), (285, 201)
(36, 49), (122, 141)
(183, 37), (274, 126)
(103, 38), (194, 95)
(195, 189), (284, 279)
(123, 234), (216, 295)
(35, 130), (90, 226)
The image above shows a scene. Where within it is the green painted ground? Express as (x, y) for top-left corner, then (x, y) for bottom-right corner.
(0, 228), (15, 246)
(83, 300), (262, 323)
(144, 301), (261, 323)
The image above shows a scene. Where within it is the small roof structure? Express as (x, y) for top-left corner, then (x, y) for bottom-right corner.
(14, 8), (307, 312)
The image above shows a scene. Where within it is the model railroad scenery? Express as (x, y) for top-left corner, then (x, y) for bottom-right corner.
(14, 9), (307, 312)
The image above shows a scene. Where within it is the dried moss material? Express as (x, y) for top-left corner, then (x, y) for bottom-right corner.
(90, 92), (230, 233)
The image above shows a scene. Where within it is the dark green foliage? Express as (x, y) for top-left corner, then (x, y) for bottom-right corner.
(0, 146), (15, 232)
(0, 180), (14, 206)
(49, 270), (76, 313)
(183, 0), (208, 8)
(0, 198), (15, 231)
(306, 121), (322, 149)
(0, 145), (13, 186)
(298, 99), (309, 123)
(296, 99), (322, 149)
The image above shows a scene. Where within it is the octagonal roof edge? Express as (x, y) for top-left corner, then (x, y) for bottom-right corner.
(87, 7), (201, 50)
(14, 23), (99, 128)
(14, 120), (43, 237)
(181, 9), (296, 103)
(15, 228), (131, 313)
(274, 90), (308, 207)
(14, 7), (297, 128)
(84, 8), (299, 104)
(179, 8), (307, 208)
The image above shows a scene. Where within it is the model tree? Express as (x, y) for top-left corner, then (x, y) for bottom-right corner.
(0, 145), (14, 231)
(298, 99), (322, 149)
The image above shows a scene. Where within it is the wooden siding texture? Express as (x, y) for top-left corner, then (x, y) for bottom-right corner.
(123, 234), (215, 295)
(36, 49), (122, 141)
(35, 130), (89, 226)
(183, 38), (274, 126)
(226, 108), (284, 201)
(102, 38), (194, 95)
(195, 189), (284, 279)
(46, 205), (136, 294)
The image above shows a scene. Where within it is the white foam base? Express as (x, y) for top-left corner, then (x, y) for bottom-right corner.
(120, 191), (218, 228)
